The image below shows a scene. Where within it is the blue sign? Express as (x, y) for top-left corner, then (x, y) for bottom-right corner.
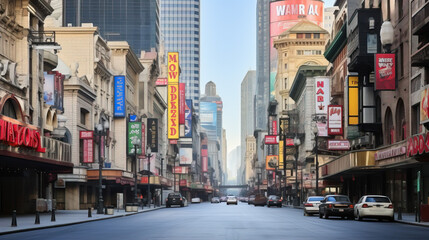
(184, 100), (192, 138)
(129, 115), (138, 122)
(114, 76), (126, 117)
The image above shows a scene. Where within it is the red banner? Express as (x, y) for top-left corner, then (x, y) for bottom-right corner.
(139, 123), (146, 158)
(179, 83), (185, 124)
(273, 120), (277, 135)
(179, 179), (187, 186)
(202, 156), (208, 172)
(265, 135), (279, 144)
(80, 131), (94, 163)
(328, 105), (343, 135)
(375, 53), (396, 90)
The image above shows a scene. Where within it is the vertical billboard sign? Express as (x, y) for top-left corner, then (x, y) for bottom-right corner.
(328, 105), (343, 135)
(138, 123), (146, 158)
(201, 133), (208, 172)
(279, 118), (290, 140)
(179, 83), (186, 124)
(168, 84), (179, 139)
(44, 72), (55, 106)
(127, 122), (142, 155)
(54, 72), (65, 112)
(269, 0), (324, 101)
(168, 52), (179, 84)
(421, 86), (429, 124)
(114, 76), (126, 117)
(147, 118), (158, 152)
(44, 72), (64, 111)
(279, 140), (284, 169)
(315, 76), (330, 115)
(184, 99), (193, 138)
(348, 76), (359, 125)
(179, 148), (192, 165)
(375, 53), (396, 90)
(80, 131), (94, 163)
(200, 102), (217, 140)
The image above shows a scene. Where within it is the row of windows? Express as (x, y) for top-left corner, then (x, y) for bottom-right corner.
(161, 23), (199, 28)
(161, 4), (199, 8)
(296, 33), (320, 39)
(296, 50), (322, 55)
(163, 30), (199, 35)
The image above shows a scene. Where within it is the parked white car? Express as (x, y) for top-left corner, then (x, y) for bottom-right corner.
(191, 197), (202, 203)
(227, 196), (238, 205)
(303, 196), (324, 216)
(354, 195), (394, 221)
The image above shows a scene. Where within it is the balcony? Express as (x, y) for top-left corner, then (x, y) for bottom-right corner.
(411, 42), (429, 67)
(29, 31), (61, 51)
(412, 0), (429, 35)
(42, 137), (72, 163)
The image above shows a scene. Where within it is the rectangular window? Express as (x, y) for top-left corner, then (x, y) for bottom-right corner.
(297, 33), (304, 39)
(399, 43), (404, 77)
(411, 104), (420, 135)
(314, 33), (320, 39)
(305, 33), (312, 39)
(284, 64), (287, 70)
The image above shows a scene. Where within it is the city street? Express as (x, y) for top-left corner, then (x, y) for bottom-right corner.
(1, 202), (428, 240)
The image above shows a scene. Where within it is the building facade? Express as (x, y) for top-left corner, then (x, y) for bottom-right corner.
(161, 0), (201, 114)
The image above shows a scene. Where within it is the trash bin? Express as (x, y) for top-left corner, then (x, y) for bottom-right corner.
(125, 203), (134, 212)
(106, 206), (114, 215)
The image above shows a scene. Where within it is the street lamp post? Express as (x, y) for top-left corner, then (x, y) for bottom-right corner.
(160, 155), (164, 206)
(313, 125), (319, 196)
(95, 121), (109, 214)
(132, 138), (141, 206)
(294, 136), (301, 206)
(146, 146), (152, 208)
(174, 154), (177, 192)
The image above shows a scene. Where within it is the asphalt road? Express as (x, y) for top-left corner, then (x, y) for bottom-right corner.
(1, 202), (428, 240)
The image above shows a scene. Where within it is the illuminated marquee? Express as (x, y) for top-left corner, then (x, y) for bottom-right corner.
(0, 118), (45, 153)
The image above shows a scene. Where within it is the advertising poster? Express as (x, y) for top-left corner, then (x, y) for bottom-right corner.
(420, 86), (429, 124)
(269, 0), (324, 101)
(168, 52), (179, 84)
(279, 118), (290, 140)
(315, 76), (330, 115)
(375, 53), (396, 90)
(179, 148), (192, 165)
(138, 123), (146, 158)
(279, 140), (284, 169)
(328, 105), (343, 135)
(200, 102), (217, 139)
(80, 131), (94, 163)
(185, 99), (193, 138)
(127, 122), (142, 155)
(114, 76), (126, 117)
(179, 83), (185, 124)
(168, 84), (179, 139)
(348, 75), (359, 125)
(44, 72), (55, 106)
(266, 155), (278, 170)
(201, 133), (208, 172)
(54, 72), (64, 111)
(147, 118), (158, 152)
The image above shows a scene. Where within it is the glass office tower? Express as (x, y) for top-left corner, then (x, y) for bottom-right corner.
(161, 0), (201, 115)
(63, 0), (160, 54)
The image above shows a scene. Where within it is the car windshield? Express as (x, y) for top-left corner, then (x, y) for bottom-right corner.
(169, 194), (181, 198)
(269, 196), (280, 200)
(366, 197), (390, 203)
(327, 196), (350, 202)
(308, 197), (324, 202)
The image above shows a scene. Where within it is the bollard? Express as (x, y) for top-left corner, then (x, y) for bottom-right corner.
(35, 211), (40, 224)
(11, 210), (17, 227)
(398, 206), (402, 220)
(51, 208), (56, 222)
(104, 206), (107, 215)
(88, 207), (92, 218)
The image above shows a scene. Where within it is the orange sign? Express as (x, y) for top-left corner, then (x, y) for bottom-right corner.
(168, 52), (179, 84)
(266, 155), (278, 170)
(168, 84), (179, 139)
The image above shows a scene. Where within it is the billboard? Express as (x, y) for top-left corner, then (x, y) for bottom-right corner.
(327, 140), (350, 151)
(201, 133), (208, 172)
(270, 0), (324, 101)
(265, 135), (279, 144)
(200, 102), (217, 139)
(168, 84), (179, 139)
(114, 76), (126, 117)
(168, 52), (179, 84)
(156, 78), (168, 86)
(421, 86), (429, 124)
(147, 118), (158, 152)
(348, 75), (359, 125)
(328, 105), (343, 135)
(127, 122), (142, 155)
(266, 155), (278, 170)
(375, 53), (396, 90)
(179, 148), (192, 165)
(43, 72), (64, 111)
(279, 140), (284, 169)
(185, 99), (192, 138)
(179, 83), (185, 124)
(279, 118), (290, 140)
(80, 131), (94, 163)
(315, 76), (330, 115)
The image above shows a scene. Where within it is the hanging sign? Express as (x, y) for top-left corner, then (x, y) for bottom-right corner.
(315, 76), (330, 115)
(328, 105), (343, 135)
(375, 53), (396, 90)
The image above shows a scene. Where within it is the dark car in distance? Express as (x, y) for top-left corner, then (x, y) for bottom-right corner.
(319, 195), (354, 219)
(248, 195), (256, 205)
(253, 194), (268, 206)
(267, 195), (282, 207)
(166, 193), (184, 208)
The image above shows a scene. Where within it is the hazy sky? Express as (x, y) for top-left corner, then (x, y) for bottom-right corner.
(200, 0), (335, 155)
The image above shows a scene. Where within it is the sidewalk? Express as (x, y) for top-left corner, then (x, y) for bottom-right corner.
(0, 205), (165, 235)
(283, 203), (429, 227)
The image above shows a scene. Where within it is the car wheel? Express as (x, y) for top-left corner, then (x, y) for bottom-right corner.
(389, 216), (394, 222)
(323, 210), (329, 219)
(278, 205), (282, 208)
(355, 211), (362, 221)
(319, 212), (323, 218)
(167, 204), (170, 208)
(267, 204), (270, 208)
(180, 204), (184, 207)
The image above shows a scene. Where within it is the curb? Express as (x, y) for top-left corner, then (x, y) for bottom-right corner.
(394, 220), (429, 228)
(0, 206), (165, 236)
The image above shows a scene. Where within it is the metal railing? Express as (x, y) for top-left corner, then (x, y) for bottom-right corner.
(42, 137), (72, 163)
(28, 31), (57, 45)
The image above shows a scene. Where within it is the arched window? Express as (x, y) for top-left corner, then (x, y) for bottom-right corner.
(395, 99), (406, 141)
(1, 99), (17, 119)
(385, 107), (394, 144)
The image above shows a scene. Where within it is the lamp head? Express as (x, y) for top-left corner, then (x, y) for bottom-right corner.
(313, 124), (318, 135)
(132, 138), (141, 146)
(103, 120), (110, 130)
(380, 21), (394, 52)
(146, 146), (152, 155)
(294, 137), (301, 146)
(96, 123), (103, 132)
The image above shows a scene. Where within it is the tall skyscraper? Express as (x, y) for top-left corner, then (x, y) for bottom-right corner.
(256, 0), (271, 131)
(161, 0), (201, 114)
(63, 0), (160, 54)
(241, 70), (256, 179)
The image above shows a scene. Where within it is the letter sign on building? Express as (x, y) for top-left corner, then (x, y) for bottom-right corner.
(168, 52), (179, 84)
(168, 84), (179, 139)
(315, 76), (330, 115)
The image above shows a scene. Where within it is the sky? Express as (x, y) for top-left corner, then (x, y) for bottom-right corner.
(200, 0), (335, 157)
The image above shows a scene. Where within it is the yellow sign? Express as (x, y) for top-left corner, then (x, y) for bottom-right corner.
(266, 155), (278, 170)
(168, 52), (179, 84)
(348, 76), (359, 125)
(168, 84), (179, 139)
(279, 141), (284, 169)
